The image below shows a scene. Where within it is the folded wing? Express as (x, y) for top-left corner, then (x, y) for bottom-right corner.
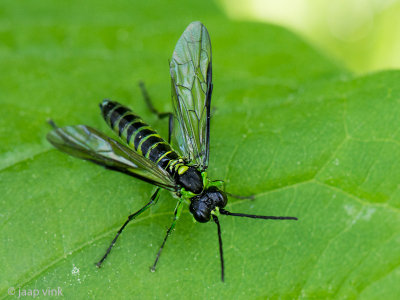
(47, 125), (176, 191)
(170, 21), (212, 170)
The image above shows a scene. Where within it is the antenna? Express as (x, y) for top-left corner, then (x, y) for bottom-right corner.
(219, 208), (298, 221)
(211, 209), (297, 282)
(212, 215), (224, 282)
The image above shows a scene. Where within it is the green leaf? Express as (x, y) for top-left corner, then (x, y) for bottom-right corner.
(1, 0), (399, 299)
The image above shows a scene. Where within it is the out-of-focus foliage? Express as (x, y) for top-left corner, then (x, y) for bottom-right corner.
(219, 0), (400, 73)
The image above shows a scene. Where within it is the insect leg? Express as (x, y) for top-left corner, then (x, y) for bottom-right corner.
(225, 192), (255, 200)
(139, 81), (174, 143)
(96, 188), (161, 268)
(150, 200), (184, 272)
(212, 179), (255, 200)
(47, 119), (58, 129)
(166, 112), (174, 144)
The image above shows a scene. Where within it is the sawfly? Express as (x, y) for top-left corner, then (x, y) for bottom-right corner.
(47, 21), (298, 281)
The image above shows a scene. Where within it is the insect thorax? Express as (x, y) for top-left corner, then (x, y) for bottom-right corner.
(168, 159), (204, 194)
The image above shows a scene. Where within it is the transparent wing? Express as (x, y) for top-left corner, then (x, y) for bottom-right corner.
(170, 21), (212, 170)
(47, 125), (176, 191)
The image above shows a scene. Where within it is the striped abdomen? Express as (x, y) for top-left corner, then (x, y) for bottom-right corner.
(100, 100), (179, 170)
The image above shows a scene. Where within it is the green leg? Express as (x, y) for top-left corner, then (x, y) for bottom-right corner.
(150, 200), (184, 272)
(96, 188), (161, 267)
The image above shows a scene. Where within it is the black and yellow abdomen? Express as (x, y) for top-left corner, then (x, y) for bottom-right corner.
(100, 100), (204, 194)
(100, 100), (179, 170)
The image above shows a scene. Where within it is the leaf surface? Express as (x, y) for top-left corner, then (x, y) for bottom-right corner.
(1, 0), (399, 299)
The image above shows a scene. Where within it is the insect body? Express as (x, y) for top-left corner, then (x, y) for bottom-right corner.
(100, 100), (204, 196)
(47, 21), (297, 281)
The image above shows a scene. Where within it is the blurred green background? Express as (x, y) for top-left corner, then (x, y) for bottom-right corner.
(220, 0), (400, 73)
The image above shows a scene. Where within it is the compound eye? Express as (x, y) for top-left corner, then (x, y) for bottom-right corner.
(207, 186), (227, 208)
(189, 198), (211, 223)
(217, 191), (228, 208)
